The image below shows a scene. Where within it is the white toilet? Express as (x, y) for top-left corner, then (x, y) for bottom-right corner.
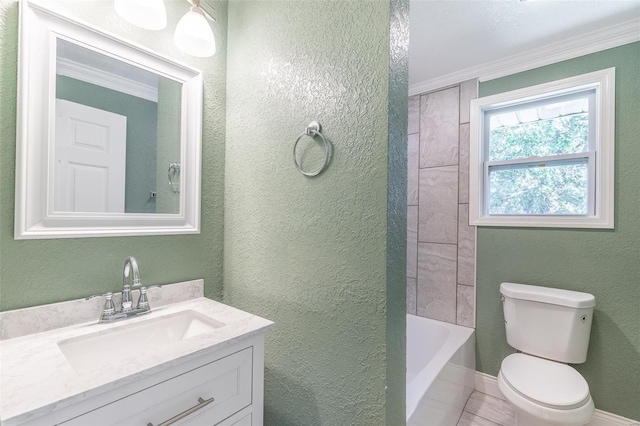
(498, 283), (596, 426)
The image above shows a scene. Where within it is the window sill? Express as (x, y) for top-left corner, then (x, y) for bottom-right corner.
(471, 215), (614, 229)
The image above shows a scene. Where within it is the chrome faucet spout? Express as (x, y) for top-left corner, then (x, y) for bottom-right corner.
(122, 256), (141, 312)
(123, 256), (141, 287)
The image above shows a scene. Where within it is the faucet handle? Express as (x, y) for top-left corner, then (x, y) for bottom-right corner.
(102, 293), (116, 315)
(137, 287), (150, 310)
(136, 285), (162, 310)
(86, 292), (116, 318)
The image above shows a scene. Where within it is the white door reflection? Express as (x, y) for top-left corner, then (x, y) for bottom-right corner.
(54, 99), (127, 213)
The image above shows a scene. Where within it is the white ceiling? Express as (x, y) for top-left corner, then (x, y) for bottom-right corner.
(409, 0), (640, 89)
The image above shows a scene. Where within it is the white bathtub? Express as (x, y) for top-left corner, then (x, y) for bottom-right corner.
(407, 314), (475, 426)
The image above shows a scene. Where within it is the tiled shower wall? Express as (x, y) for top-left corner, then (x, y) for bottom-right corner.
(406, 80), (478, 327)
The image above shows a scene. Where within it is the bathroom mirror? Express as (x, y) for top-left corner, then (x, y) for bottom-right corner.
(15, 1), (203, 239)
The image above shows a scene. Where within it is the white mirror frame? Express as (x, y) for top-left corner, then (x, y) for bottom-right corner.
(15, 0), (203, 239)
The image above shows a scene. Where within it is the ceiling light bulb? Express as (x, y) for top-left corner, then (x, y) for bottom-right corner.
(174, 6), (216, 58)
(114, 0), (167, 30)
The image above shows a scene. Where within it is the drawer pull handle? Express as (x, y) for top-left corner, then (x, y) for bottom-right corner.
(147, 397), (215, 426)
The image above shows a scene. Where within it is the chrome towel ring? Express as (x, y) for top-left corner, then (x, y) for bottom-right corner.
(293, 121), (331, 177)
(168, 162), (180, 193)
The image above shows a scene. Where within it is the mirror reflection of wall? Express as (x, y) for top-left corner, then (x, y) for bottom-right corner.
(54, 38), (182, 215)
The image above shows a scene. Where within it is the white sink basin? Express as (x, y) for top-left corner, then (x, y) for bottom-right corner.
(58, 310), (224, 373)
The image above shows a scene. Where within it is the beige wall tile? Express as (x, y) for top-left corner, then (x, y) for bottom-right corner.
(419, 166), (458, 244)
(408, 81), (478, 328)
(459, 79), (478, 124)
(408, 134), (419, 206)
(407, 206), (418, 278)
(407, 278), (417, 315)
(417, 243), (457, 323)
(459, 123), (470, 204)
(420, 87), (459, 168)
(408, 95), (420, 135)
(457, 284), (474, 327)
(457, 204), (475, 286)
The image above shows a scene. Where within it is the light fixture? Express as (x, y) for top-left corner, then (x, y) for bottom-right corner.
(174, 0), (216, 58)
(114, 0), (167, 31)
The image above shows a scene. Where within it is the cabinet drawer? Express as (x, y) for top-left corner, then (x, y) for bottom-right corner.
(60, 347), (253, 426)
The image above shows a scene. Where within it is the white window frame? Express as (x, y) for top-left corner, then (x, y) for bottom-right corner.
(469, 68), (615, 229)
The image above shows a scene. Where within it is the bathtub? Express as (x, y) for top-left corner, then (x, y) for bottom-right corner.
(407, 314), (475, 426)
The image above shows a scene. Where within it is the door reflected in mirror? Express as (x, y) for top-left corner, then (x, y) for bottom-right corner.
(54, 38), (182, 215)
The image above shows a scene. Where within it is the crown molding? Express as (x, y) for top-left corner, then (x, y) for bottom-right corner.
(409, 18), (640, 96)
(57, 57), (158, 102)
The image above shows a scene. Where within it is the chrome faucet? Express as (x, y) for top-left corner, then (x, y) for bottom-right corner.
(86, 257), (162, 324)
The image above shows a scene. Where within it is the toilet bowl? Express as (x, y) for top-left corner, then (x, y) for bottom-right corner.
(498, 354), (594, 426)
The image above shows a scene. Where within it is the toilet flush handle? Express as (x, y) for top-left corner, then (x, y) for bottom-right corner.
(500, 296), (507, 324)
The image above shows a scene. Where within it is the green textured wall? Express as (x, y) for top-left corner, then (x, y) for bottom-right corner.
(223, 0), (407, 424)
(56, 75), (160, 214)
(477, 42), (640, 420)
(0, 0), (227, 310)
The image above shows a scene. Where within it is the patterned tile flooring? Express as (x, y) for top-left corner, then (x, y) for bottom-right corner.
(456, 391), (516, 426)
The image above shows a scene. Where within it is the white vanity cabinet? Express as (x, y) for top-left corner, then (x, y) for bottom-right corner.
(19, 334), (265, 426)
(0, 287), (273, 426)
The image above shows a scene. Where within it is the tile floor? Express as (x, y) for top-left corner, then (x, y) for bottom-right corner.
(456, 391), (516, 426)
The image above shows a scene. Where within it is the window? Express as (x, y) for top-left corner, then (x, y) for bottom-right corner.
(469, 68), (615, 228)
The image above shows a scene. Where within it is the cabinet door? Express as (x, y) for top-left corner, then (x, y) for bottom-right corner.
(230, 413), (252, 426)
(214, 407), (252, 426)
(60, 347), (252, 426)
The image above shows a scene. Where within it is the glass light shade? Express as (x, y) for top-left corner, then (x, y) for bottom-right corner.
(114, 0), (167, 31)
(174, 9), (216, 58)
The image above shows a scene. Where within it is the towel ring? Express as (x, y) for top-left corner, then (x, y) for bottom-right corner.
(168, 162), (180, 193)
(293, 121), (331, 177)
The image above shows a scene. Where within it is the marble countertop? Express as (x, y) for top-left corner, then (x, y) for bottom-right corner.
(0, 297), (274, 425)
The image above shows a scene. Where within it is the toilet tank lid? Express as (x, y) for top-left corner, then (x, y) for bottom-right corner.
(500, 283), (595, 308)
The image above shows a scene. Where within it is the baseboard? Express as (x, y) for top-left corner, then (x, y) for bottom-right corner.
(588, 411), (640, 426)
(474, 371), (503, 400)
(474, 372), (638, 426)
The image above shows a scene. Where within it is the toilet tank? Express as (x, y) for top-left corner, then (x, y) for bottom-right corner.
(500, 283), (595, 364)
